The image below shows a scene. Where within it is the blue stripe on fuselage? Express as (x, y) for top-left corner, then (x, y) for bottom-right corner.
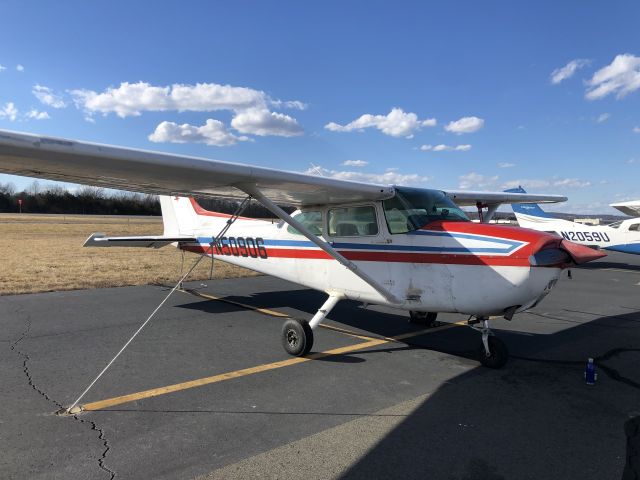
(604, 243), (640, 255)
(195, 232), (525, 255)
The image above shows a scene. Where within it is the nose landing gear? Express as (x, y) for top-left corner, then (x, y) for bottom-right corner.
(409, 311), (438, 327)
(470, 317), (508, 368)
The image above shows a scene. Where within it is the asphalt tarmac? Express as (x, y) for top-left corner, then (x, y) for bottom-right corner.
(1, 251), (639, 480)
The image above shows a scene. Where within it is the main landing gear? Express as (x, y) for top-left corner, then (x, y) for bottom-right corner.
(470, 317), (508, 369)
(408, 311), (438, 327)
(281, 295), (342, 357)
(282, 319), (314, 356)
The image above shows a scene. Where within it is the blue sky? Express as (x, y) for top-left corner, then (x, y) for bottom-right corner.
(1, 1), (639, 213)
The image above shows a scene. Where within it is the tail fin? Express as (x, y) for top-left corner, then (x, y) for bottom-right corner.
(504, 186), (552, 219)
(159, 196), (207, 236)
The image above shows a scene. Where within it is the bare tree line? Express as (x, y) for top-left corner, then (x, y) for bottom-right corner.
(0, 181), (287, 217)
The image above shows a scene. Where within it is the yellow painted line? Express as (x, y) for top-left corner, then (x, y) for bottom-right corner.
(181, 288), (377, 340)
(82, 321), (465, 412)
(181, 289), (290, 318)
(316, 323), (377, 340)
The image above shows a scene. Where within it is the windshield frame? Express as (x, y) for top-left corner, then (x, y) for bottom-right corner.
(382, 187), (470, 234)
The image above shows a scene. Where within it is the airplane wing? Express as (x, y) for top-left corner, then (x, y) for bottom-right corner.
(0, 129), (569, 304)
(445, 190), (567, 207)
(610, 200), (640, 217)
(0, 129), (394, 207)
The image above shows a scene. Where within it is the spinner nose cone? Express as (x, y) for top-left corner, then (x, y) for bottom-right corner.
(560, 239), (607, 264)
(529, 238), (606, 267)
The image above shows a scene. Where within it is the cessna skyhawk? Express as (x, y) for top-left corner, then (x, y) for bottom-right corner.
(0, 130), (604, 368)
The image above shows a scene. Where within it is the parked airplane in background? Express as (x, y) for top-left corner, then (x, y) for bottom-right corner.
(507, 187), (640, 255)
(0, 130), (605, 369)
(610, 200), (640, 217)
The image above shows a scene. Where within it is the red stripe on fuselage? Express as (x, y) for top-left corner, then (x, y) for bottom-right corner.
(181, 245), (531, 266)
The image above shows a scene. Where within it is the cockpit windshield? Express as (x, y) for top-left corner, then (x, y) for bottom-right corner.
(383, 187), (469, 234)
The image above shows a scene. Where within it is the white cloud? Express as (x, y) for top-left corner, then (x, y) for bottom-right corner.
(444, 116), (484, 134)
(342, 159), (369, 167)
(306, 165), (428, 186)
(632, 126), (640, 134)
(33, 85), (66, 108)
(270, 99), (307, 110)
(596, 113), (610, 123)
(69, 81), (299, 118)
(586, 54), (640, 100)
(502, 178), (592, 190)
(69, 81), (303, 139)
(550, 59), (590, 85)
(0, 102), (18, 121)
(16, 64), (24, 72)
(458, 172), (591, 190)
(325, 108), (436, 138)
(497, 162), (516, 168)
(148, 119), (250, 146)
(458, 172), (500, 190)
(420, 144), (471, 152)
(0, 65), (6, 72)
(230, 108), (303, 137)
(25, 109), (50, 120)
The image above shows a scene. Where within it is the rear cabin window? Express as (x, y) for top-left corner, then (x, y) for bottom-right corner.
(629, 223), (640, 232)
(328, 206), (379, 237)
(287, 211), (324, 236)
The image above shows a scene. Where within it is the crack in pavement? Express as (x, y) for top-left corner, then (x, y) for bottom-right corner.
(623, 414), (640, 480)
(8, 305), (116, 479)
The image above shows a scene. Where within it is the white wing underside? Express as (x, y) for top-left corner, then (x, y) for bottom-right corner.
(0, 129), (566, 207)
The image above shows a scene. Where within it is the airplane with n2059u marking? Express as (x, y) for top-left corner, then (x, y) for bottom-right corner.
(0, 130), (605, 368)
(507, 186), (640, 256)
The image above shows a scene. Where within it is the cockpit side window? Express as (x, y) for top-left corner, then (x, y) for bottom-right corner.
(383, 187), (469, 234)
(328, 205), (379, 237)
(287, 211), (324, 236)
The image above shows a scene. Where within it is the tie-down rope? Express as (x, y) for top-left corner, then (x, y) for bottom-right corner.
(64, 196), (252, 414)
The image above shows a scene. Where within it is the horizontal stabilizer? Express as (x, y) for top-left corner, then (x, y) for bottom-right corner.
(83, 233), (197, 248)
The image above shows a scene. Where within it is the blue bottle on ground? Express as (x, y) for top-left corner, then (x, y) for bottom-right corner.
(584, 358), (597, 385)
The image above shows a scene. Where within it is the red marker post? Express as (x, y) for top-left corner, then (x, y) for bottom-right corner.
(18, 198), (22, 214)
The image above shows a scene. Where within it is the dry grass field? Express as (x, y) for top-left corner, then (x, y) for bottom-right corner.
(0, 213), (258, 295)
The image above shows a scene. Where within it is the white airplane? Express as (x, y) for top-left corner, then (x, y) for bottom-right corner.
(0, 130), (605, 368)
(610, 199), (640, 217)
(507, 187), (640, 256)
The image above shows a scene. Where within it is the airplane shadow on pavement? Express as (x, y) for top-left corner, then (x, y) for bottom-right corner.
(176, 287), (640, 480)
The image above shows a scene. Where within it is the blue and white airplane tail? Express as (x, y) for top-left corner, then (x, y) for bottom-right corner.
(505, 187), (557, 228)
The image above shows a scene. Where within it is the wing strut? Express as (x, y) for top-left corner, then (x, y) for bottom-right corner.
(238, 183), (401, 305)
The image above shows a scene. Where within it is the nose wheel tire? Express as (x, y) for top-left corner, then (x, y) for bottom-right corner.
(478, 336), (508, 369)
(282, 319), (314, 356)
(409, 311), (438, 327)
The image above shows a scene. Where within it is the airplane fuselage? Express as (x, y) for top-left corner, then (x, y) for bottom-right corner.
(173, 198), (571, 317)
(515, 212), (640, 255)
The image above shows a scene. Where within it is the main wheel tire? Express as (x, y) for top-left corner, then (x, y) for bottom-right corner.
(409, 311), (438, 327)
(478, 336), (508, 369)
(282, 319), (314, 356)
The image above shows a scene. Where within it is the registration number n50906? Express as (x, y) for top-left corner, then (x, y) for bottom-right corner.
(212, 237), (268, 258)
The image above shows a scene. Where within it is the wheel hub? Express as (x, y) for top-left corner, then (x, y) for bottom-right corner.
(286, 329), (299, 347)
